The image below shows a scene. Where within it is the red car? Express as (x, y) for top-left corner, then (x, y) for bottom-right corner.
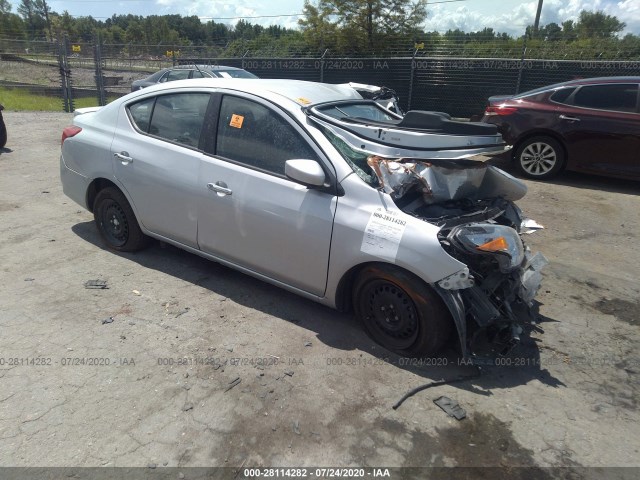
(482, 76), (640, 180)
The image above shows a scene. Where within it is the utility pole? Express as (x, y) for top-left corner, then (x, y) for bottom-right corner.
(533, 0), (543, 37)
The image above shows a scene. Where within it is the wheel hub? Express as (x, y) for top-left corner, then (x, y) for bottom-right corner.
(366, 282), (418, 345)
(102, 201), (129, 247)
(521, 142), (556, 175)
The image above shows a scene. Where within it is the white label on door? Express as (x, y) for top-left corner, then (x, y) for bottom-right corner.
(360, 207), (407, 261)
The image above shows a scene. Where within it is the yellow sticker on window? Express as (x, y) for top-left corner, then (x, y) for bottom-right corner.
(296, 97), (312, 105)
(230, 114), (244, 128)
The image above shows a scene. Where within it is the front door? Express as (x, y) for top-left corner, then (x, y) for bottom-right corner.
(197, 94), (337, 296)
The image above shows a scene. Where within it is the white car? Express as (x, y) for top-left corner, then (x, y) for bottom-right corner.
(61, 78), (546, 359)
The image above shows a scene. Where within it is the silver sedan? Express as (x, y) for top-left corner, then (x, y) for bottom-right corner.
(60, 78), (546, 360)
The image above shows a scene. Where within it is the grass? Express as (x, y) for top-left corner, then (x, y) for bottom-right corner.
(0, 87), (119, 111)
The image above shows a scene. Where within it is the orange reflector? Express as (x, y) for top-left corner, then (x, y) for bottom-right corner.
(477, 236), (509, 252)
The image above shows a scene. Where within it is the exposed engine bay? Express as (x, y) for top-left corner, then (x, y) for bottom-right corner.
(368, 156), (548, 360)
(308, 101), (548, 360)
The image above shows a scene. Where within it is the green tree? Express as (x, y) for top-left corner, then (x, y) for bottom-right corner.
(0, 0), (11, 15)
(33, 0), (52, 39)
(18, 0), (45, 37)
(576, 10), (625, 39)
(298, 0), (338, 52)
(302, 0), (427, 51)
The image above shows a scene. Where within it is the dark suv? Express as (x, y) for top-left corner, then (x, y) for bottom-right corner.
(482, 76), (640, 180)
(131, 65), (258, 91)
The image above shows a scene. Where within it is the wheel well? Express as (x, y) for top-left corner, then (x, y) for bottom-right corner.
(86, 178), (119, 213)
(335, 261), (427, 313)
(513, 131), (568, 164)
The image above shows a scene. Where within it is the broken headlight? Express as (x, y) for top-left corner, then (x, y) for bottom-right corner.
(449, 224), (525, 272)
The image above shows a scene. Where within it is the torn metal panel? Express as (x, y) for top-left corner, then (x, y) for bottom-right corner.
(367, 156), (527, 204)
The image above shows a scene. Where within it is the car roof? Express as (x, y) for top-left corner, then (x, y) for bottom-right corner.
(172, 64), (245, 71)
(128, 78), (363, 107)
(516, 76), (640, 98)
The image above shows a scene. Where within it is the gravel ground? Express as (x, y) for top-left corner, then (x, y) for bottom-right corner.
(0, 112), (639, 475)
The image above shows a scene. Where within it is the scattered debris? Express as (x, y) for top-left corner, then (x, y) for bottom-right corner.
(41, 190), (50, 194)
(101, 317), (114, 325)
(392, 370), (482, 410)
(225, 377), (241, 392)
(434, 396), (467, 420)
(132, 290), (141, 296)
(304, 342), (312, 347)
(284, 370), (294, 377)
(147, 464), (157, 469)
(174, 308), (190, 318)
(24, 278), (34, 282)
(293, 420), (301, 435)
(182, 403), (194, 412)
(84, 279), (108, 289)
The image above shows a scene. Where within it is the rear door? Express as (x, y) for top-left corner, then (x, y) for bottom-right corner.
(197, 93), (337, 296)
(111, 92), (211, 248)
(557, 83), (640, 176)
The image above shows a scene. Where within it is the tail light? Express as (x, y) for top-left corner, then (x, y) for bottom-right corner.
(485, 105), (518, 116)
(61, 126), (82, 147)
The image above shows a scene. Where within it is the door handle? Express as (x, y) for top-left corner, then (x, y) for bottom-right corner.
(207, 182), (232, 196)
(559, 114), (580, 122)
(114, 152), (133, 164)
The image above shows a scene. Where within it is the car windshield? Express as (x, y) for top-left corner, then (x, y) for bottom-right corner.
(316, 102), (399, 122)
(320, 126), (379, 186)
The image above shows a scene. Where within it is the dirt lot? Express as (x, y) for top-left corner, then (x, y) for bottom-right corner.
(0, 112), (639, 475)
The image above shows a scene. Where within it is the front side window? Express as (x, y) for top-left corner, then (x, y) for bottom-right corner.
(572, 84), (638, 113)
(128, 93), (210, 148)
(215, 95), (319, 175)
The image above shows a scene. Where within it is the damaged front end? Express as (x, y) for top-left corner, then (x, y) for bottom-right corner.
(307, 101), (547, 360)
(370, 156), (548, 360)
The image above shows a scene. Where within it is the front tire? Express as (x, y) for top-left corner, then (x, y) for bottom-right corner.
(353, 264), (452, 358)
(514, 136), (565, 180)
(93, 187), (149, 252)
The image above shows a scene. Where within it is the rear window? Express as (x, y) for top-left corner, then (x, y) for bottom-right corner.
(572, 84), (638, 112)
(216, 70), (258, 79)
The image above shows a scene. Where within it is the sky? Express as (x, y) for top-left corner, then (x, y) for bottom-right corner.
(37, 0), (640, 36)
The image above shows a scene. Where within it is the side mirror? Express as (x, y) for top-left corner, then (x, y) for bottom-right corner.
(285, 159), (326, 187)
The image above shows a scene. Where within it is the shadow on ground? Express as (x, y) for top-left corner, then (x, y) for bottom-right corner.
(72, 221), (565, 398)
(490, 154), (640, 196)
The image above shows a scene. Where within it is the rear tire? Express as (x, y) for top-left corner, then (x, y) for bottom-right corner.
(0, 114), (7, 149)
(93, 187), (149, 252)
(353, 264), (452, 358)
(514, 136), (565, 180)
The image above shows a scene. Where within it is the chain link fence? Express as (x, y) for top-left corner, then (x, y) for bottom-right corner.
(1, 36), (639, 116)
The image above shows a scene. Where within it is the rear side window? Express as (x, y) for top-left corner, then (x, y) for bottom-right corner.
(549, 87), (576, 105)
(128, 97), (155, 132)
(572, 84), (639, 112)
(215, 95), (319, 175)
(128, 93), (210, 148)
